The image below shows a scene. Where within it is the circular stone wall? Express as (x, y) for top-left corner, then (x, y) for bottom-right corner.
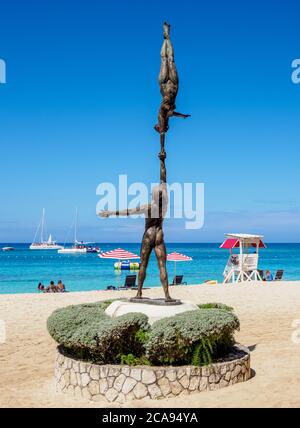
(55, 344), (251, 403)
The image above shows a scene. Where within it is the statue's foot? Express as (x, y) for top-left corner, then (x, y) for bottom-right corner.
(164, 295), (176, 302)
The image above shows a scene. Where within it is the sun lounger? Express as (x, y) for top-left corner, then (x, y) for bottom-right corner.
(258, 270), (264, 280)
(274, 270), (284, 281)
(106, 275), (137, 291)
(118, 275), (137, 290)
(171, 275), (187, 285)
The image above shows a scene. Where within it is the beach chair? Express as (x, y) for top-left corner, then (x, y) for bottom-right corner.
(106, 275), (137, 291)
(171, 275), (187, 285)
(118, 275), (137, 290)
(258, 270), (264, 280)
(274, 270), (284, 281)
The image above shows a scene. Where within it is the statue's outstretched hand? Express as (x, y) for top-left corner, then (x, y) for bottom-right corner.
(99, 210), (111, 218)
(159, 150), (166, 160)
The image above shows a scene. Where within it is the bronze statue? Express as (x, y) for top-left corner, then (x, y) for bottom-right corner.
(99, 23), (190, 302)
(155, 22), (190, 158)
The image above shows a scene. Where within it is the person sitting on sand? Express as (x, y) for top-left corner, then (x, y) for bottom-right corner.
(264, 270), (274, 282)
(57, 280), (65, 292)
(45, 281), (57, 293)
(37, 282), (44, 291)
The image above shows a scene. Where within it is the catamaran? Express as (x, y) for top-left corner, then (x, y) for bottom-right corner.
(58, 209), (94, 254)
(30, 209), (63, 250)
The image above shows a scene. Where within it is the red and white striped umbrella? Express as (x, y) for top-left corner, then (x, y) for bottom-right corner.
(167, 252), (192, 278)
(98, 248), (140, 260)
(167, 252), (193, 262)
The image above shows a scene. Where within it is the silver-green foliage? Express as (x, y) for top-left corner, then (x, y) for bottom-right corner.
(47, 302), (240, 366)
(145, 309), (240, 365)
(197, 303), (233, 312)
(47, 301), (150, 364)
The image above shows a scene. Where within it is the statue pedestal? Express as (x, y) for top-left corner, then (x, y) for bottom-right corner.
(129, 297), (182, 305)
(105, 299), (199, 325)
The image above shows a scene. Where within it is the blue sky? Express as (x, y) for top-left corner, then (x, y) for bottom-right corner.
(0, 0), (300, 242)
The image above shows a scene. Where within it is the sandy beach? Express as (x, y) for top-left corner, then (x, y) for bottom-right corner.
(1, 282), (300, 408)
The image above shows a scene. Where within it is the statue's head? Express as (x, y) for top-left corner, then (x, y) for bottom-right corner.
(163, 22), (171, 39)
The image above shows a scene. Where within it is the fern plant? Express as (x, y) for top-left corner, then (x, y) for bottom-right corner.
(191, 338), (214, 366)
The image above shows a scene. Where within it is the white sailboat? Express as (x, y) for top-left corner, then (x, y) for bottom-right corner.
(30, 209), (63, 250)
(58, 209), (87, 254)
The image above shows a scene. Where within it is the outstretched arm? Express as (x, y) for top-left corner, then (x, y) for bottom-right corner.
(98, 204), (149, 218)
(172, 111), (191, 119)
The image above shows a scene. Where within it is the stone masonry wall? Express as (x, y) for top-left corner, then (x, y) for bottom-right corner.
(55, 345), (251, 403)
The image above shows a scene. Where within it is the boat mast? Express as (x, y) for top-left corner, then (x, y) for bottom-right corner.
(74, 208), (78, 244)
(41, 208), (45, 243)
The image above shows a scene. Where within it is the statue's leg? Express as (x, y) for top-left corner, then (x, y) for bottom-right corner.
(154, 229), (172, 301)
(159, 40), (168, 84)
(165, 39), (178, 85)
(136, 232), (153, 299)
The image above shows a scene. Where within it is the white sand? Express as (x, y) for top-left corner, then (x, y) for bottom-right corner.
(1, 282), (300, 408)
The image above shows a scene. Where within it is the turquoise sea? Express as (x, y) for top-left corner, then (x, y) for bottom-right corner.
(0, 243), (299, 294)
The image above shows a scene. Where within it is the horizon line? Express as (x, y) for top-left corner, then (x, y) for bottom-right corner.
(1, 241), (300, 245)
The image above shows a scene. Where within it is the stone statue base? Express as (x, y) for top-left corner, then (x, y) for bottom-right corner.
(105, 299), (199, 325)
(129, 297), (182, 306)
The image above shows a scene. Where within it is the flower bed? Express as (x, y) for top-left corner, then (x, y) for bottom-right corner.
(48, 299), (251, 402)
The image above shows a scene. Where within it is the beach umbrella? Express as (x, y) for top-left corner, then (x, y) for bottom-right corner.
(98, 248), (140, 287)
(167, 251), (192, 279)
(98, 248), (140, 260)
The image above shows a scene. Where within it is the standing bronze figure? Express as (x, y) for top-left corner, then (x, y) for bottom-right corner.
(99, 23), (190, 301)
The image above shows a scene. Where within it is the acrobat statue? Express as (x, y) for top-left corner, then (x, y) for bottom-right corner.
(155, 22), (190, 142)
(99, 156), (170, 300)
(99, 23), (190, 301)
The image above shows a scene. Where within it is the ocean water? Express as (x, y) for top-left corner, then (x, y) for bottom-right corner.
(0, 243), (299, 294)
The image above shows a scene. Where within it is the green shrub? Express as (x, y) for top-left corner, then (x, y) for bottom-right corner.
(47, 301), (150, 364)
(120, 353), (151, 366)
(145, 309), (240, 366)
(47, 301), (240, 367)
(197, 303), (233, 312)
(91, 312), (150, 363)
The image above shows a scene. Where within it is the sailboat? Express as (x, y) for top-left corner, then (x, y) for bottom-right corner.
(29, 209), (63, 250)
(58, 209), (88, 254)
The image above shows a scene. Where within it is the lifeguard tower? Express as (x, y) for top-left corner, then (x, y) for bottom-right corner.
(220, 233), (266, 283)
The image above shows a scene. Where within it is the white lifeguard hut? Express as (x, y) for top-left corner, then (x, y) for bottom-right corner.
(220, 233), (266, 283)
